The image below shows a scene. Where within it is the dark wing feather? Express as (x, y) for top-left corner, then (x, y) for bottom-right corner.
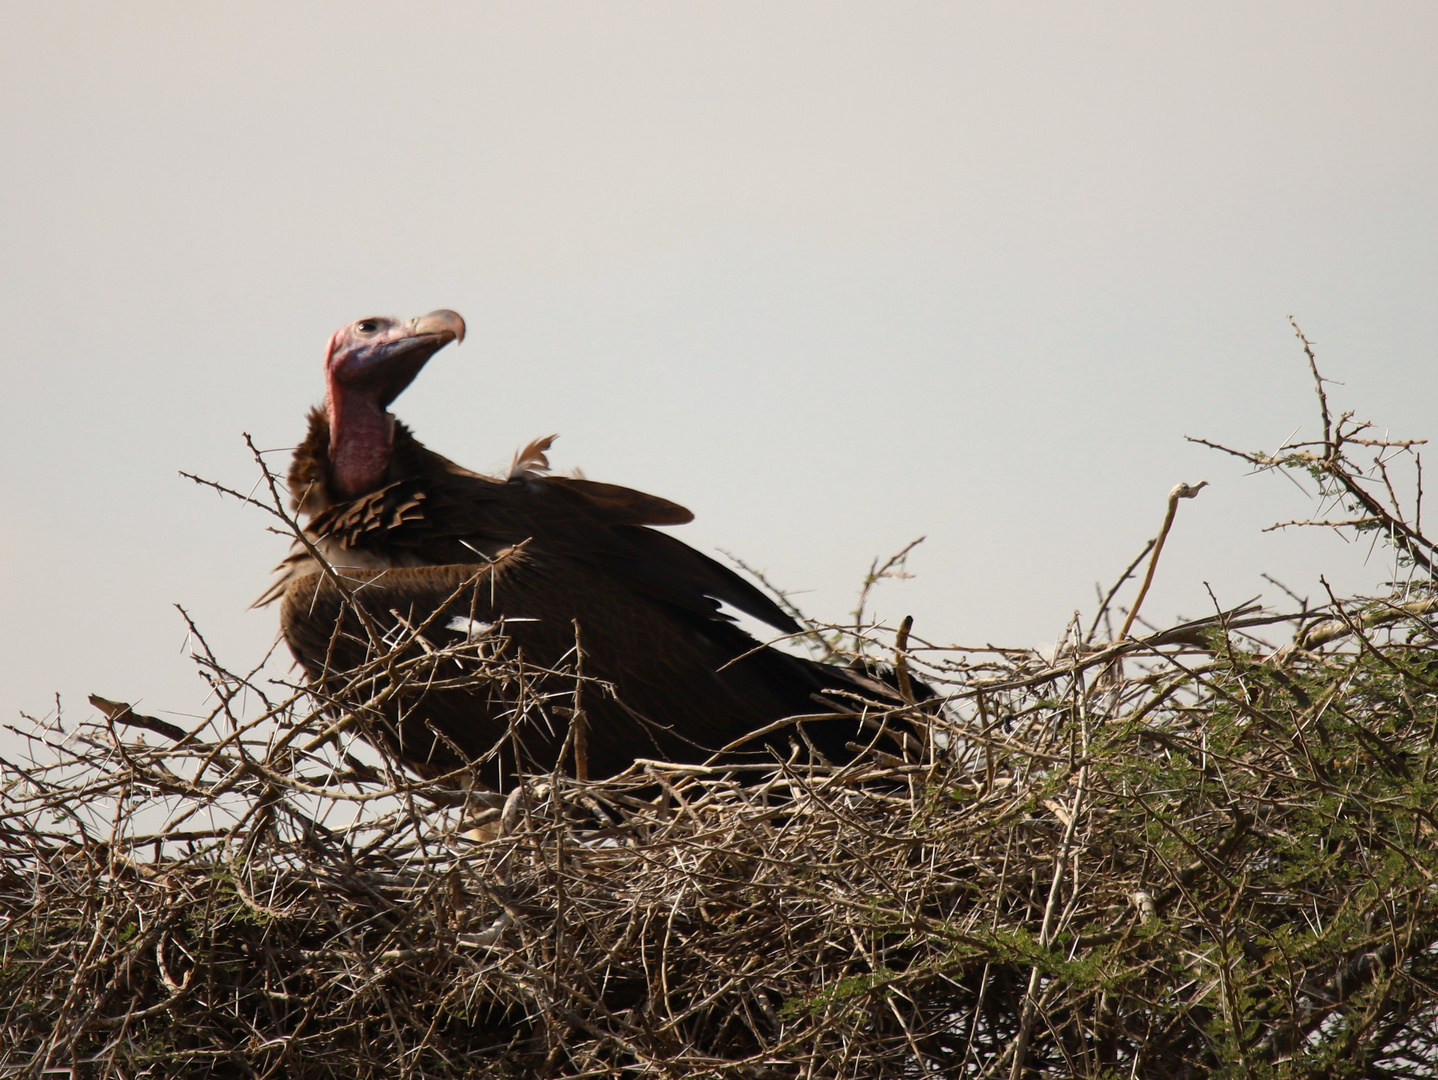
(301, 422), (801, 633)
(549, 476), (694, 526)
(281, 557), (881, 788)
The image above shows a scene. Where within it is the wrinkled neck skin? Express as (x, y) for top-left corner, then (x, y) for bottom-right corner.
(326, 383), (396, 498)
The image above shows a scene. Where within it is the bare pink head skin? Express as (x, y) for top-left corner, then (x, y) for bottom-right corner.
(323, 310), (466, 497)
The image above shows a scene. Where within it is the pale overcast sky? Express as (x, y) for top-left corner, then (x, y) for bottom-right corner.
(2, 2), (1436, 735)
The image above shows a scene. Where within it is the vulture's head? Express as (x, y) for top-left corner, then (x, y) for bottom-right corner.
(322, 309), (466, 497)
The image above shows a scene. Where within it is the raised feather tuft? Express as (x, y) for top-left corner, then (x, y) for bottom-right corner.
(508, 435), (558, 481)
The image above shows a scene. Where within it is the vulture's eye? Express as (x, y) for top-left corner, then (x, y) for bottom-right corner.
(355, 319), (380, 334)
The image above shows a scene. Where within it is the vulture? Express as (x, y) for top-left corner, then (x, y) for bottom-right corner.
(265, 310), (914, 789)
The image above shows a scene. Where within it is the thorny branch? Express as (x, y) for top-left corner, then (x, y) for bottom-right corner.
(1188, 317), (1436, 575)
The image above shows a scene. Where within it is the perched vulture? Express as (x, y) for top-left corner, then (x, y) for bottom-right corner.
(265, 310), (913, 788)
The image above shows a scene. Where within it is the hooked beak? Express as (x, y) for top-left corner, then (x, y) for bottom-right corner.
(407, 309), (466, 345)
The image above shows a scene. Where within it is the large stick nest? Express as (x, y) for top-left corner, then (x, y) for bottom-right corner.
(6, 331), (1438, 1078)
